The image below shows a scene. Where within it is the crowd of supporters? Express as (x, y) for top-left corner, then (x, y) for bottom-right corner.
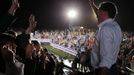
(117, 32), (134, 75)
(32, 28), (95, 52)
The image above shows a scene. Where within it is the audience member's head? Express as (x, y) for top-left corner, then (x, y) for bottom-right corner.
(16, 33), (34, 59)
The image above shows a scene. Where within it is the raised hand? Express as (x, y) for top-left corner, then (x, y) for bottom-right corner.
(12, 0), (20, 7)
(26, 14), (37, 34)
(89, 0), (98, 18)
(8, 0), (20, 16)
(89, 0), (94, 5)
(29, 14), (37, 29)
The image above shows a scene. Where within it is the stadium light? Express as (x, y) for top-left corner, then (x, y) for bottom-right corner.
(67, 9), (77, 19)
(80, 26), (84, 29)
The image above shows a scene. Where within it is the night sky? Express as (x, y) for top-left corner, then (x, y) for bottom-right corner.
(0, 0), (134, 32)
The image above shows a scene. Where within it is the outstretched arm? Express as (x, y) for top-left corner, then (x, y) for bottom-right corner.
(8, 0), (19, 16)
(0, 0), (19, 32)
(89, 0), (99, 17)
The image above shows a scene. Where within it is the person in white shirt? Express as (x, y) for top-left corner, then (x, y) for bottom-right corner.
(89, 0), (122, 75)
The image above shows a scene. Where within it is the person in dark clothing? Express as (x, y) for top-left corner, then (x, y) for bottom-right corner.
(40, 48), (55, 75)
(0, 0), (19, 33)
(72, 51), (81, 70)
(0, 32), (23, 75)
(0, 33), (16, 74)
(32, 40), (46, 75)
(16, 32), (35, 75)
(55, 60), (64, 75)
(15, 14), (37, 75)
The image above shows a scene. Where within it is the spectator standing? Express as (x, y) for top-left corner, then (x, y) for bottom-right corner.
(89, 0), (122, 75)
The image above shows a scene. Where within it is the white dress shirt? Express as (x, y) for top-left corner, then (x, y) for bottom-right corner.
(91, 18), (122, 69)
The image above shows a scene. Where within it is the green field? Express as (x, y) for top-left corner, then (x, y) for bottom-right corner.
(43, 45), (75, 60)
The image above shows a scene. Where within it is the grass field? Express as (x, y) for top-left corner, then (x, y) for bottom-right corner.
(43, 45), (75, 60)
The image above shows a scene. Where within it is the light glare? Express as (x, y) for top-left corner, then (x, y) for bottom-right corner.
(67, 10), (77, 19)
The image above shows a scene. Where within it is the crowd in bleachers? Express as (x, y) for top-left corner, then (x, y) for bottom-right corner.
(32, 28), (95, 52)
(116, 32), (134, 75)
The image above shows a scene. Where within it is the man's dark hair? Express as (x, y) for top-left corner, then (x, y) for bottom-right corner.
(0, 33), (16, 47)
(32, 40), (40, 45)
(99, 2), (118, 18)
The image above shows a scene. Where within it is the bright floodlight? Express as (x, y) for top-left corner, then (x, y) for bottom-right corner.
(80, 26), (84, 29)
(67, 9), (77, 19)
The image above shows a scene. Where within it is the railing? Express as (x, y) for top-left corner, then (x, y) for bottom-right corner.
(50, 43), (77, 56)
